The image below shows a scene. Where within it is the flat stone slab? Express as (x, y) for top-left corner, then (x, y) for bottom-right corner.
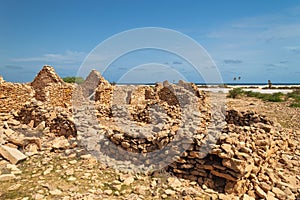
(0, 145), (27, 164)
(0, 174), (16, 182)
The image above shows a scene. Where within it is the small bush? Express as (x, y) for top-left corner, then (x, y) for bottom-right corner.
(228, 88), (243, 98)
(286, 90), (300, 101)
(243, 91), (284, 102)
(290, 102), (300, 108)
(263, 92), (284, 102)
(228, 88), (300, 107)
(62, 76), (84, 84)
(110, 81), (116, 86)
(244, 91), (262, 98)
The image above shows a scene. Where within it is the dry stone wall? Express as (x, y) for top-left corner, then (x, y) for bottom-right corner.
(31, 65), (65, 101)
(81, 70), (102, 97)
(31, 66), (74, 107)
(47, 85), (74, 108)
(0, 79), (34, 113)
(16, 101), (77, 138)
(94, 76), (114, 118)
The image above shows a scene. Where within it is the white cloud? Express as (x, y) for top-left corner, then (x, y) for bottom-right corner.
(202, 6), (300, 83)
(205, 8), (300, 43)
(11, 50), (87, 64)
(284, 45), (300, 53)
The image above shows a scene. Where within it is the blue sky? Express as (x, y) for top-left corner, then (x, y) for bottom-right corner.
(0, 0), (300, 83)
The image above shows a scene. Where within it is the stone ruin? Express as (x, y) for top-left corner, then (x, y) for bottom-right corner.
(81, 69), (102, 97)
(0, 66), (299, 199)
(0, 77), (34, 113)
(31, 65), (74, 107)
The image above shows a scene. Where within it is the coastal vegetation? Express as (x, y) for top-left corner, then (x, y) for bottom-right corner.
(228, 88), (300, 107)
(62, 76), (84, 84)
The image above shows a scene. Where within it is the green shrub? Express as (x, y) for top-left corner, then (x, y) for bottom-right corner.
(228, 88), (299, 106)
(290, 102), (300, 108)
(244, 91), (284, 102)
(263, 92), (284, 102)
(286, 90), (300, 101)
(62, 76), (84, 84)
(244, 91), (262, 98)
(110, 81), (116, 86)
(228, 88), (244, 98)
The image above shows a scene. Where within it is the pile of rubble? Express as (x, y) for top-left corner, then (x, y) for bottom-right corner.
(0, 66), (299, 199)
(167, 111), (299, 199)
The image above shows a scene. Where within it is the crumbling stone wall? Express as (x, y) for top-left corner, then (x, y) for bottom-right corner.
(47, 85), (74, 108)
(16, 101), (76, 138)
(77, 77), (299, 199)
(0, 79), (34, 113)
(94, 77), (114, 117)
(81, 70), (102, 97)
(226, 109), (273, 126)
(30, 65), (74, 107)
(31, 65), (66, 102)
(92, 82), (213, 164)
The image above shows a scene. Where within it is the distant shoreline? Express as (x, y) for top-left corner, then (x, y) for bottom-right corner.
(116, 82), (300, 86)
(115, 82), (300, 94)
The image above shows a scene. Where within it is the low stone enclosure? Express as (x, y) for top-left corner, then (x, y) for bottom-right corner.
(0, 66), (299, 199)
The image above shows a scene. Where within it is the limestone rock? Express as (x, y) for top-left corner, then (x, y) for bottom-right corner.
(51, 137), (70, 149)
(272, 187), (286, 199)
(0, 174), (16, 181)
(167, 176), (182, 188)
(0, 145), (27, 164)
(165, 189), (176, 195)
(254, 185), (267, 199)
(123, 176), (135, 186)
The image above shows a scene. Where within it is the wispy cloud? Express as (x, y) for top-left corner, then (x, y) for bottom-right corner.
(203, 5), (300, 83)
(284, 46), (300, 54)
(11, 50), (87, 64)
(279, 61), (288, 64)
(206, 7), (300, 43)
(224, 59), (243, 64)
(265, 64), (276, 67)
(172, 61), (183, 65)
(4, 65), (24, 70)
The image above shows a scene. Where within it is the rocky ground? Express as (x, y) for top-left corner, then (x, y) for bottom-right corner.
(227, 95), (300, 131)
(0, 66), (299, 200)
